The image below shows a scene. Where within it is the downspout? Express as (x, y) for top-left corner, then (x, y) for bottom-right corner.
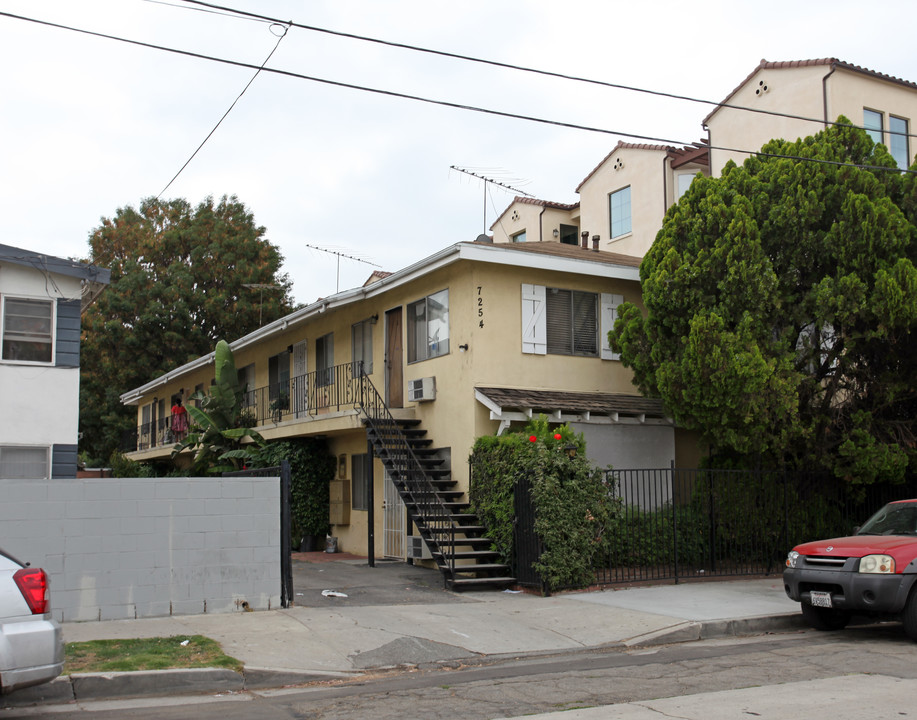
(662, 153), (669, 213)
(822, 62), (838, 127)
(538, 203), (546, 242)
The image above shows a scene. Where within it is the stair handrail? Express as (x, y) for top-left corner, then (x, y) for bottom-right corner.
(355, 364), (456, 578)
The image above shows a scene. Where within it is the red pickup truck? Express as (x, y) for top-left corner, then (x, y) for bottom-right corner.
(783, 499), (917, 639)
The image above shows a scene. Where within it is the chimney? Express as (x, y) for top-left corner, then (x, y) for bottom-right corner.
(592, 234), (600, 252)
(581, 231), (589, 249)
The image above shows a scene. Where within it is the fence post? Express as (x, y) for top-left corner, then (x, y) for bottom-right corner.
(671, 461), (679, 584)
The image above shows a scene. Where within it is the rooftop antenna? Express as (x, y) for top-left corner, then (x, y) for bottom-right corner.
(450, 166), (535, 234)
(241, 283), (282, 327)
(304, 244), (382, 293)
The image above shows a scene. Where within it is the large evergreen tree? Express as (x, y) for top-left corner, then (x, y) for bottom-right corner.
(80, 195), (294, 463)
(612, 119), (917, 485)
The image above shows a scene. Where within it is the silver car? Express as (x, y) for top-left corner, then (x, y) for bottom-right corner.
(0, 548), (64, 694)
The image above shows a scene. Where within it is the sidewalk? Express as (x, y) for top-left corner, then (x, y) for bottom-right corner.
(5, 553), (804, 707)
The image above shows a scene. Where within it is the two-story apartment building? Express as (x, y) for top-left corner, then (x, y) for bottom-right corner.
(0, 244), (110, 479)
(121, 241), (687, 562)
(492, 57), (917, 258)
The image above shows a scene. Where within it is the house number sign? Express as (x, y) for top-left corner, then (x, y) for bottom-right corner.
(476, 286), (484, 328)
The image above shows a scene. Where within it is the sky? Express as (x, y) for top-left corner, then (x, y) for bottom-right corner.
(3, 0), (917, 306)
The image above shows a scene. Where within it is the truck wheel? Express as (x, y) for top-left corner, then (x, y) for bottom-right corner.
(801, 602), (850, 631)
(903, 589), (917, 642)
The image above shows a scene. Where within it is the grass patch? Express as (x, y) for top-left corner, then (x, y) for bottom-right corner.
(64, 635), (242, 674)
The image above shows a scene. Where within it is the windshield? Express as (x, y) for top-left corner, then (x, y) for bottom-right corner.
(857, 502), (917, 536)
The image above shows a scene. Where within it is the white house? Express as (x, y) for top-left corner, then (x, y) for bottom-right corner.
(0, 244), (109, 479)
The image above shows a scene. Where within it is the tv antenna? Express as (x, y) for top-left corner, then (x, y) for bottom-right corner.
(304, 244), (382, 293)
(450, 166), (535, 234)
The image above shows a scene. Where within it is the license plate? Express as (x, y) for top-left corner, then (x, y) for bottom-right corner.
(809, 590), (832, 608)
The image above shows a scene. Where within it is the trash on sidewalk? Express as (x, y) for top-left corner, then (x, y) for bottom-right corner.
(321, 590), (348, 598)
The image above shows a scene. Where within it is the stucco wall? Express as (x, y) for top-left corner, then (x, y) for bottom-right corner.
(0, 476), (281, 622)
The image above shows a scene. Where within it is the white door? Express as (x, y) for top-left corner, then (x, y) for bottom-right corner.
(383, 471), (406, 558)
(291, 340), (308, 417)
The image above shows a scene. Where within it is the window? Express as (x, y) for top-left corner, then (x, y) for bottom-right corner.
(2, 297), (53, 363)
(352, 319), (373, 375)
(269, 350), (290, 403)
(559, 224), (579, 246)
(609, 186), (632, 239)
(407, 289), (449, 362)
(864, 108), (883, 146)
(0, 446), (49, 479)
(890, 116), (910, 169)
(316, 333), (334, 386)
(351, 454), (369, 511)
(522, 284), (621, 359)
(511, 230), (527, 243)
(676, 173), (695, 200)
(546, 288), (598, 356)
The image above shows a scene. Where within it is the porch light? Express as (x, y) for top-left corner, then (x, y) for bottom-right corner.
(564, 443), (577, 459)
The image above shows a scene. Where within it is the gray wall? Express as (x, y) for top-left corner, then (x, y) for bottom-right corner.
(0, 476), (281, 622)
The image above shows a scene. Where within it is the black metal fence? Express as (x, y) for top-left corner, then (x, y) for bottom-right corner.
(514, 465), (917, 590)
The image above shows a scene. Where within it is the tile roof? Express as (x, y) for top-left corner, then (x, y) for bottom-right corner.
(702, 58), (917, 126)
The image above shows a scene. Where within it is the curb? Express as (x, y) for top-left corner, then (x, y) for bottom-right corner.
(2, 614), (806, 708)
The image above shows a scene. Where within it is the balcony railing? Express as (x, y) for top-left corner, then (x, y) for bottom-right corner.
(123, 362), (364, 453)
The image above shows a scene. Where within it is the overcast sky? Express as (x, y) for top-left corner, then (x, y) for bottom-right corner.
(3, 0), (917, 305)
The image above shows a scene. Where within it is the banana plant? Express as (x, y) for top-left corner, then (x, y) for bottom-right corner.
(172, 339), (265, 474)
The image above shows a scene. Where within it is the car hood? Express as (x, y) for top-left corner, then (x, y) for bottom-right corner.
(794, 534), (917, 558)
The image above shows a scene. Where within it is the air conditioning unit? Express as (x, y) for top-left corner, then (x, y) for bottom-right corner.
(406, 535), (432, 560)
(408, 376), (436, 402)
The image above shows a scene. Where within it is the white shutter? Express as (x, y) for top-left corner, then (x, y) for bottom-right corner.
(601, 293), (623, 360)
(521, 284), (546, 354)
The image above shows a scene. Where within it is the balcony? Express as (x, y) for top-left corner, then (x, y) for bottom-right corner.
(123, 362), (365, 454)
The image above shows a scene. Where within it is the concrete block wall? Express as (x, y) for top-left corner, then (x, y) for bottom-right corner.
(0, 477), (281, 622)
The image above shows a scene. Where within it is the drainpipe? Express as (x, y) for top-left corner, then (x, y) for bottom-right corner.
(663, 153), (669, 212)
(538, 204), (546, 242)
(822, 61), (838, 127)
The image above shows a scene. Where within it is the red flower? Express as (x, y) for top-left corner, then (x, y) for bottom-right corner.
(529, 435), (537, 442)
(553, 433), (562, 440)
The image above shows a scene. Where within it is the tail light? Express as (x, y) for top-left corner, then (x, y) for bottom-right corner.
(13, 568), (50, 615)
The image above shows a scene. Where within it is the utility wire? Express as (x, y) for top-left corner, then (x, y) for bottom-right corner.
(156, 21), (289, 198)
(3, 10), (916, 177)
(178, 0), (917, 140)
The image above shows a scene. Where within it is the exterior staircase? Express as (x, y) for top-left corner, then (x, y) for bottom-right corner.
(358, 376), (514, 591)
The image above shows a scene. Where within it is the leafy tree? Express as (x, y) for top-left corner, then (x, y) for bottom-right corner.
(612, 119), (917, 485)
(79, 195), (294, 463)
(172, 340), (265, 474)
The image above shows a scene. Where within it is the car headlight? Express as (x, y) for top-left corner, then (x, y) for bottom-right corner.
(858, 555), (895, 574)
(786, 550), (799, 568)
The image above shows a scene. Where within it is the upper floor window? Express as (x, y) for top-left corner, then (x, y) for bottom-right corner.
(864, 108), (883, 146)
(511, 230), (527, 243)
(609, 186), (632, 239)
(522, 284), (621, 360)
(407, 289), (449, 362)
(546, 288), (598, 356)
(1, 297), (53, 363)
(890, 115), (910, 169)
(0, 445), (50, 479)
(559, 224), (579, 246)
(352, 319), (373, 375)
(676, 173), (695, 200)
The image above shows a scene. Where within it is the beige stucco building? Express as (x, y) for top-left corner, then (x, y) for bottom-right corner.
(492, 57), (916, 261)
(121, 241), (684, 567)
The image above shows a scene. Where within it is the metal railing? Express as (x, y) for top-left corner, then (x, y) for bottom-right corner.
(355, 368), (457, 581)
(124, 363), (364, 452)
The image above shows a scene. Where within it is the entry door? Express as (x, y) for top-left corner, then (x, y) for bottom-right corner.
(385, 308), (404, 408)
(383, 471), (406, 558)
(291, 340), (308, 417)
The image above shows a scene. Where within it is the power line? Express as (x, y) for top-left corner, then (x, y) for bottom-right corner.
(177, 0), (917, 141)
(156, 20), (289, 198)
(2, 10), (915, 177)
